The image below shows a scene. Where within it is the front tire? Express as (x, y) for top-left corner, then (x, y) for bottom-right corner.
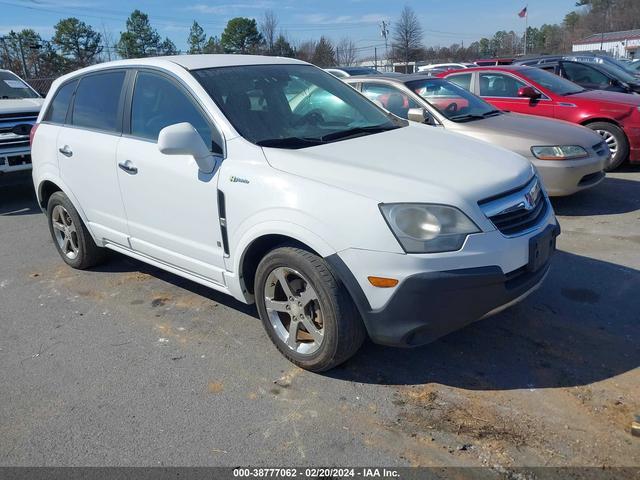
(47, 192), (106, 269)
(254, 247), (366, 372)
(587, 121), (629, 171)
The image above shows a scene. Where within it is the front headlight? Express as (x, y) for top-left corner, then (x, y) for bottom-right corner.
(531, 145), (588, 160)
(380, 204), (480, 253)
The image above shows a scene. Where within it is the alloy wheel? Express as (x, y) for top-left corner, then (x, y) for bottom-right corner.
(263, 267), (324, 355)
(51, 205), (80, 260)
(596, 129), (619, 167)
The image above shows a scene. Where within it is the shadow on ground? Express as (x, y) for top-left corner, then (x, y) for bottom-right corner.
(331, 250), (640, 390)
(0, 177), (40, 216)
(551, 174), (640, 217)
(4, 173), (639, 391)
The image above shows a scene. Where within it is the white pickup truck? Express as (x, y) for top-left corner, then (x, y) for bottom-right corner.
(0, 69), (44, 175)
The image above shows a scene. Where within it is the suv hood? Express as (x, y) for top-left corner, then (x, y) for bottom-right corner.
(445, 112), (604, 158)
(0, 98), (44, 114)
(262, 123), (533, 207)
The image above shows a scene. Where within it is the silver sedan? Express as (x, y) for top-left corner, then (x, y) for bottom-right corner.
(345, 74), (609, 196)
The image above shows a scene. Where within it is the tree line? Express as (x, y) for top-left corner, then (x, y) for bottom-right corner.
(0, 9), (360, 79)
(1, 0), (637, 79)
(390, 0), (640, 65)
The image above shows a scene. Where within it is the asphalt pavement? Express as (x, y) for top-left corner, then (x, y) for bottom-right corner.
(1, 168), (639, 469)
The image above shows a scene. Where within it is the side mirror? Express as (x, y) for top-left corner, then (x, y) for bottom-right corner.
(408, 107), (435, 125)
(158, 122), (217, 174)
(518, 86), (541, 99)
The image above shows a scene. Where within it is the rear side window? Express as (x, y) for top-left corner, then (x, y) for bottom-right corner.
(44, 80), (77, 124)
(448, 73), (472, 91)
(72, 71), (125, 132)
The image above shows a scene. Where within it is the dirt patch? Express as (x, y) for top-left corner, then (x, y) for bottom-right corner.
(208, 382), (224, 394)
(396, 385), (532, 447)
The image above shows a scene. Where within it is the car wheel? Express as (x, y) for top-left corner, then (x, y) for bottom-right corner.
(255, 247), (366, 372)
(47, 192), (106, 269)
(587, 121), (629, 171)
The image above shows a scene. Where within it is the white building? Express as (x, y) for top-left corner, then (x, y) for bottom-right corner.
(573, 29), (640, 59)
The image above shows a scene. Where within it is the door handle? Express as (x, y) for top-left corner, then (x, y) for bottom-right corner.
(118, 160), (138, 174)
(58, 145), (73, 157)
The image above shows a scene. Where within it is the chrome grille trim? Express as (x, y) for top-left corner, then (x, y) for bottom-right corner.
(479, 177), (550, 237)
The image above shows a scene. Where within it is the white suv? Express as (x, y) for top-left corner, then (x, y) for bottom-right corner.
(32, 55), (560, 371)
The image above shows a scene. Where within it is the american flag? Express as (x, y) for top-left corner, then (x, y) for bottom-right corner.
(518, 6), (528, 18)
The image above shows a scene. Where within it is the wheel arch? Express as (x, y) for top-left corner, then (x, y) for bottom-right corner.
(580, 117), (623, 129)
(35, 175), (97, 242)
(233, 225), (336, 303)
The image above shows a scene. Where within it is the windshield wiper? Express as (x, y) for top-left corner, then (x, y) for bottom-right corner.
(448, 113), (486, 122)
(320, 125), (398, 142)
(256, 137), (324, 149)
(563, 89), (587, 96)
(482, 109), (502, 117)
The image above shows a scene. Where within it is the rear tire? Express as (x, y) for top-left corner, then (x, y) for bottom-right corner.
(47, 191), (106, 269)
(587, 121), (629, 171)
(254, 247), (366, 372)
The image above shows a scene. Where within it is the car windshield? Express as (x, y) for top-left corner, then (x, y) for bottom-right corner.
(192, 64), (400, 149)
(406, 78), (500, 122)
(521, 67), (585, 95)
(596, 61), (639, 84)
(0, 71), (39, 99)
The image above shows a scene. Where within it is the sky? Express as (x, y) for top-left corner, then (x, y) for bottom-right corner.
(1, 0), (581, 58)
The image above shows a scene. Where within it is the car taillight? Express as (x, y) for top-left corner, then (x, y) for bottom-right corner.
(29, 123), (39, 146)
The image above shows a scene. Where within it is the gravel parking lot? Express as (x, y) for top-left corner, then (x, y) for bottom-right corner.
(1, 169), (638, 470)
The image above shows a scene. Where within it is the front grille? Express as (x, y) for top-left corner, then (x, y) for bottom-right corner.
(0, 112), (37, 153)
(479, 177), (549, 236)
(593, 141), (608, 157)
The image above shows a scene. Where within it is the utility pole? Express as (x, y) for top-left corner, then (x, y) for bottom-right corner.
(380, 20), (390, 72)
(374, 47), (377, 71)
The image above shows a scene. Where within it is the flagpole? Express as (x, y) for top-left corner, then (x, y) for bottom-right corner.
(524, 5), (528, 56)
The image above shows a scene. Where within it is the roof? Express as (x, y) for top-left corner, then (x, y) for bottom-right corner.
(346, 73), (445, 83)
(164, 54), (306, 70)
(55, 54), (307, 79)
(577, 29), (640, 45)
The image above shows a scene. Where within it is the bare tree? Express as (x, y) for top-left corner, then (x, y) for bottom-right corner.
(336, 37), (357, 66)
(392, 5), (424, 70)
(295, 40), (316, 63)
(260, 10), (278, 54)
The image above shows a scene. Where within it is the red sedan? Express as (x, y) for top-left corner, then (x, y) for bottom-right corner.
(440, 65), (640, 170)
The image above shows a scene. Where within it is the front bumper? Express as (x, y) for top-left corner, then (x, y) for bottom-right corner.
(532, 154), (606, 197)
(327, 222), (560, 348)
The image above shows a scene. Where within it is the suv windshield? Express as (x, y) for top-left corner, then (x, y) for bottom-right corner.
(0, 71), (39, 99)
(522, 67), (585, 95)
(596, 61), (639, 84)
(406, 78), (500, 122)
(192, 64), (400, 149)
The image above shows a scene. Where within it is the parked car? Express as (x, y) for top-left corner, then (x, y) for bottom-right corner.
(441, 65), (640, 170)
(0, 69), (43, 176)
(528, 59), (640, 95)
(417, 63), (475, 72)
(345, 74), (608, 196)
(515, 53), (640, 79)
(324, 66), (382, 78)
(32, 55), (559, 371)
(474, 58), (515, 66)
